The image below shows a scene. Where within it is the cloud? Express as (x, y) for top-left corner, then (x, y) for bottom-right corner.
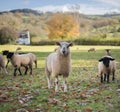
(95, 0), (120, 7)
(80, 4), (108, 15)
(33, 4), (120, 15)
(34, 5), (71, 13)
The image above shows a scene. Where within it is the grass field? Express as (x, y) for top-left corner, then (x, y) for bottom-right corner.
(0, 45), (120, 112)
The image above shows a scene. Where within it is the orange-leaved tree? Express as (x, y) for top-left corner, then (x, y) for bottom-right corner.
(47, 13), (79, 40)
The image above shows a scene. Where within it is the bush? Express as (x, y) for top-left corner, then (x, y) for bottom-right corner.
(74, 37), (120, 46)
(30, 37), (120, 46)
(0, 27), (17, 44)
(117, 27), (120, 32)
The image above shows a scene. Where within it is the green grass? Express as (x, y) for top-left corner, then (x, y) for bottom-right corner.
(0, 45), (120, 112)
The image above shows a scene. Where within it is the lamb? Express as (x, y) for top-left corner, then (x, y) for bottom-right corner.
(7, 52), (36, 76)
(105, 49), (111, 56)
(2, 49), (25, 68)
(2, 50), (37, 68)
(45, 42), (73, 92)
(0, 54), (8, 74)
(88, 48), (96, 52)
(98, 56), (116, 83)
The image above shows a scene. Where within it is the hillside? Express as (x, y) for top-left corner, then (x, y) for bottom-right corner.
(0, 9), (120, 45)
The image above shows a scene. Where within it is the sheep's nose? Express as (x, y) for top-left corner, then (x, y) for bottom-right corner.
(63, 50), (66, 54)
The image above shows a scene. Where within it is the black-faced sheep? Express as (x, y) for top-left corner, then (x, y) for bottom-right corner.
(0, 54), (8, 74)
(7, 52), (36, 76)
(45, 42), (73, 92)
(98, 56), (116, 83)
(2, 50), (37, 69)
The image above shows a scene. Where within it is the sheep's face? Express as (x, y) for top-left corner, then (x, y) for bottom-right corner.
(56, 42), (73, 56)
(7, 52), (14, 59)
(99, 57), (115, 67)
(2, 50), (9, 55)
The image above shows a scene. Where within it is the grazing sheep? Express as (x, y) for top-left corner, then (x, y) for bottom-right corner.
(88, 48), (96, 52)
(0, 54), (8, 74)
(98, 56), (116, 83)
(7, 52), (36, 76)
(45, 42), (73, 92)
(105, 49), (111, 56)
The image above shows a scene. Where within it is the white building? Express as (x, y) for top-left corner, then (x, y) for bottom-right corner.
(16, 29), (30, 45)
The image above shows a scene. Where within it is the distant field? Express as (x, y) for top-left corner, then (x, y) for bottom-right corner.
(0, 45), (120, 112)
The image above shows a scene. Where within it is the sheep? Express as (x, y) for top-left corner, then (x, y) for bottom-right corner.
(7, 52), (36, 76)
(0, 54), (8, 74)
(2, 50), (37, 68)
(105, 49), (111, 56)
(2, 50), (11, 68)
(2, 49), (24, 68)
(88, 48), (96, 52)
(45, 42), (73, 92)
(98, 56), (116, 83)
(15, 47), (22, 53)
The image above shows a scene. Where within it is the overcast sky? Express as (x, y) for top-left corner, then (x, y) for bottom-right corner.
(0, 0), (120, 14)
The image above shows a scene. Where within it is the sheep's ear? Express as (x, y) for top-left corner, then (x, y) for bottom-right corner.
(68, 42), (73, 47)
(99, 58), (103, 62)
(110, 58), (115, 61)
(56, 42), (61, 46)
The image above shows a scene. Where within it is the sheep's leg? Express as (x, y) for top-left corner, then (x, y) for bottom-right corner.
(18, 68), (22, 75)
(104, 74), (106, 82)
(45, 66), (51, 89)
(100, 73), (103, 83)
(107, 73), (110, 83)
(63, 77), (67, 92)
(35, 60), (37, 68)
(14, 67), (17, 76)
(55, 76), (59, 92)
(24, 66), (28, 75)
(6, 60), (9, 68)
(29, 64), (32, 75)
(46, 74), (51, 89)
(112, 70), (115, 81)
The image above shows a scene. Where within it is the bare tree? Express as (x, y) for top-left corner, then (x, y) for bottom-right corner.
(68, 4), (81, 33)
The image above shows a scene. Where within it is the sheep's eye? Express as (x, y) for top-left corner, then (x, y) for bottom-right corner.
(67, 45), (69, 48)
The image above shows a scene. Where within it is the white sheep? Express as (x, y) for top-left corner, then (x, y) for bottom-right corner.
(0, 54), (8, 74)
(7, 52), (36, 76)
(98, 56), (116, 83)
(45, 42), (73, 92)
